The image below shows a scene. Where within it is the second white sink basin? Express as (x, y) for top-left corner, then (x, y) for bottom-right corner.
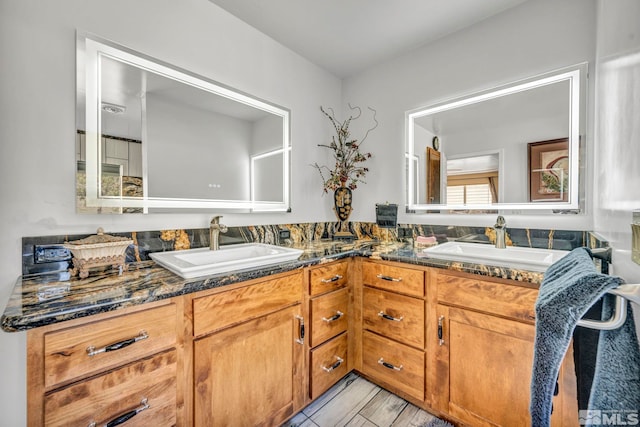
(150, 243), (304, 279)
(422, 241), (568, 272)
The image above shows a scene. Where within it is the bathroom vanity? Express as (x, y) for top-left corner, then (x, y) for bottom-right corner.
(2, 241), (580, 427)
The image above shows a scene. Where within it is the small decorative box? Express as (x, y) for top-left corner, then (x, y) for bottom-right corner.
(63, 228), (133, 278)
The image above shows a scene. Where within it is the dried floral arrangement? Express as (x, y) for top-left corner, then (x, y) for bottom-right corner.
(312, 104), (378, 193)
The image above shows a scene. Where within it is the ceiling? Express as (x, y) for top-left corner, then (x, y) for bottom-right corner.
(208, 0), (528, 78)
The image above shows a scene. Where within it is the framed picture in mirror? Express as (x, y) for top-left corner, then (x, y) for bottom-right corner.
(528, 138), (569, 202)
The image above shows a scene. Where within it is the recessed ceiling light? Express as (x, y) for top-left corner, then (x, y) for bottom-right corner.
(101, 102), (126, 114)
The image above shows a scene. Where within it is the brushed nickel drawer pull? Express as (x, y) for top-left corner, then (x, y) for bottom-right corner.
(376, 274), (402, 282)
(321, 274), (343, 283)
(295, 315), (305, 345)
(322, 356), (344, 373)
(378, 311), (404, 322)
(86, 330), (149, 357)
(378, 357), (403, 371)
(438, 315), (445, 346)
(322, 311), (344, 323)
(88, 398), (149, 427)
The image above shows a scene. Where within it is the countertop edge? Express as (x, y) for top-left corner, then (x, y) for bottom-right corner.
(1, 243), (545, 332)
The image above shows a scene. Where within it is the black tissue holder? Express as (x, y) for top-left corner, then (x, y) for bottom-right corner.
(375, 203), (398, 229)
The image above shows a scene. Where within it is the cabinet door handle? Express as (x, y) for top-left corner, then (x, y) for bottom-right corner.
(438, 315), (445, 346)
(378, 311), (404, 322)
(321, 274), (343, 283)
(88, 398), (149, 427)
(376, 274), (402, 282)
(378, 357), (403, 371)
(295, 315), (305, 345)
(322, 311), (344, 323)
(322, 356), (344, 373)
(86, 330), (148, 357)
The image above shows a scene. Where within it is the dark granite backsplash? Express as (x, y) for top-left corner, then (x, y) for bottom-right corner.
(21, 221), (603, 277)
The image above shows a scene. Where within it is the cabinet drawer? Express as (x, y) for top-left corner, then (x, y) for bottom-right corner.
(363, 287), (425, 348)
(309, 261), (348, 296)
(436, 272), (538, 323)
(43, 303), (177, 388)
(310, 333), (349, 400)
(310, 287), (348, 347)
(362, 331), (425, 401)
(194, 272), (302, 337)
(44, 350), (177, 427)
(362, 262), (424, 297)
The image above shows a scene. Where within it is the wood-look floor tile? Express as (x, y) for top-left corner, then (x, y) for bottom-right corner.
(303, 372), (360, 417)
(359, 389), (408, 426)
(309, 376), (380, 426)
(391, 403), (437, 426)
(344, 414), (378, 427)
(284, 374), (438, 427)
(282, 412), (313, 427)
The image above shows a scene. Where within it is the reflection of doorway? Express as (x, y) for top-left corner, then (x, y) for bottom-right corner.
(426, 147), (441, 203)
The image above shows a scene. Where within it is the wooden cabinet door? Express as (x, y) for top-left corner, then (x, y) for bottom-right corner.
(433, 304), (537, 427)
(426, 147), (441, 204)
(194, 305), (304, 427)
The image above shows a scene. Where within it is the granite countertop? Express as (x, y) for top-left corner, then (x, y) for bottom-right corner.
(1, 240), (544, 332)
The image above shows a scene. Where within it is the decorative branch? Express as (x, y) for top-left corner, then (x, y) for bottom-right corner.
(311, 105), (377, 193)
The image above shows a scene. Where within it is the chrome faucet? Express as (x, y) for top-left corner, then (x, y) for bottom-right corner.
(209, 216), (228, 250)
(494, 215), (507, 249)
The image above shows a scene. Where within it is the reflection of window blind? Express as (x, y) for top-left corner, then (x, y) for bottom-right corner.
(446, 172), (497, 205)
(447, 186), (465, 204)
(465, 184), (493, 204)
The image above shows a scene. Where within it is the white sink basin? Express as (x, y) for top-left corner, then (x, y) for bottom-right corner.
(422, 241), (568, 272)
(150, 243), (304, 279)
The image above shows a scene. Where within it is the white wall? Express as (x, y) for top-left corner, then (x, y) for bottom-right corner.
(593, 0), (640, 282)
(343, 0), (597, 229)
(0, 1), (341, 424)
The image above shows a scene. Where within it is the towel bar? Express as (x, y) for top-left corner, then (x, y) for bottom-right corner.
(576, 284), (640, 330)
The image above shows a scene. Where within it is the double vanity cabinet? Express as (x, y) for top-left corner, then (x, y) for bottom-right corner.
(19, 255), (578, 426)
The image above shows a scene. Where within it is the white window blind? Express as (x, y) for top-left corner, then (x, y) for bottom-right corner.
(447, 183), (493, 205)
(446, 186), (465, 205)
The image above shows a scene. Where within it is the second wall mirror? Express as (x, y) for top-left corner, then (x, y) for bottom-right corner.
(76, 33), (291, 214)
(406, 64), (586, 214)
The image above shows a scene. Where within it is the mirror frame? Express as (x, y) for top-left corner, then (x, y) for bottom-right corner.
(405, 64), (586, 213)
(78, 32), (291, 212)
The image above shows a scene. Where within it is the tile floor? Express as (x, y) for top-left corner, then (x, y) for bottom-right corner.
(282, 372), (438, 427)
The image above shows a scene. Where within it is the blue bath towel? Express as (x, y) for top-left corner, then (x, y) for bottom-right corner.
(586, 294), (640, 424)
(530, 247), (624, 427)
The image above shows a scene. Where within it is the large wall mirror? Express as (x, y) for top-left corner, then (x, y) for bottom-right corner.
(76, 33), (291, 214)
(406, 64), (586, 214)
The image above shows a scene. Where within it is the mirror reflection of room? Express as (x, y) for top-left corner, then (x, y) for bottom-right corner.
(407, 65), (582, 212)
(76, 36), (290, 213)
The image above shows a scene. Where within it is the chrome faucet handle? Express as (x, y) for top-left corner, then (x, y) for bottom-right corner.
(494, 215), (507, 249)
(210, 215), (223, 225)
